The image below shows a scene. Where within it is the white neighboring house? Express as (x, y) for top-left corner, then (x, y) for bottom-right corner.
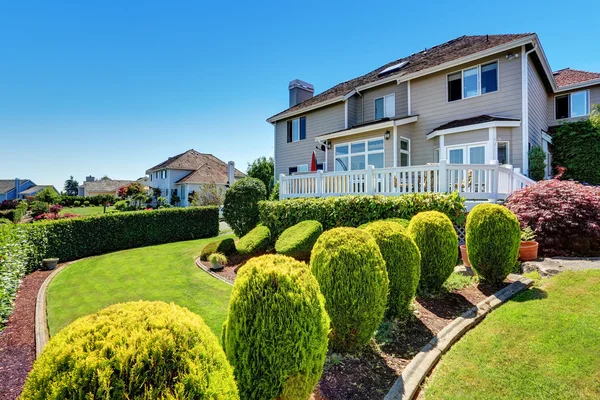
(145, 149), (246, 206)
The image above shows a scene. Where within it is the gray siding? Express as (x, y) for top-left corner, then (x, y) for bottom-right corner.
(355, 82), (409, 124)
(274, 102), (345, 176)
(409, 51), (524, 169)
(347, 96), (359, 127)
(528, 58), (548, 147)
(444, 129), (489, 146)
(547, 84), (600, 127)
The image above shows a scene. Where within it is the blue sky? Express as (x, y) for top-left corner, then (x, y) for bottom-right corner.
(1, 0), (597, 192)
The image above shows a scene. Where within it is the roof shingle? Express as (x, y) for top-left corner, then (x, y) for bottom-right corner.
(553, 68), (600, 87)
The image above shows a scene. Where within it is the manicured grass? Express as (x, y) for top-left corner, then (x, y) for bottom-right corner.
(425, 270), (600, 400)
(60, 206), (116, 216)
(46, 235), (233, 337)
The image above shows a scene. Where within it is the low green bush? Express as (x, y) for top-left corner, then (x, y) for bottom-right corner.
(59, 194), (117, 207)
(21, 301), (239, 399)
(359, 217), (410, 230)
(200, 238), (236, 261)
(73, 200), (81, 207)
(362, 221), (421, 319)
(223, 177), (267, 237)
(223, 255), (329, 400)
(275, 220), (323, 260)
(466, 204), (521, 283)
(236, 225), (271, 256)
(83, 200), (90, 207)
(259, 193), (465, 236)
(310, 227), (388, 352)
(114, 200), (128, 211)
(408, 211), (458, 293)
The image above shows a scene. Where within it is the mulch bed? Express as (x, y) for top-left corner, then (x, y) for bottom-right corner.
(0, 269), (52, 400)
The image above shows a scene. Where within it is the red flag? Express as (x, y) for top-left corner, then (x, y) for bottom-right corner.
(311, 151), (317, 172)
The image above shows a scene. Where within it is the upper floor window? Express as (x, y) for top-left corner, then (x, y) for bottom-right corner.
(555, 90), (590, 119)
(375, 94), (395, 119)
(448, 61), (498, 102)
(162, 170), (167, 179)
(287, 116), (306, 142)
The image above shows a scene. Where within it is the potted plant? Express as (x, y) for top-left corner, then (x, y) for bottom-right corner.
(459, 244), (471, 267)
(207, 252), (227, 271)
(519, 226), (539, 261)
(41, 258), (59, 270)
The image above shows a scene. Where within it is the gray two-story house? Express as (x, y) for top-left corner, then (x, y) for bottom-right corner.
(268, 33), (599, 200)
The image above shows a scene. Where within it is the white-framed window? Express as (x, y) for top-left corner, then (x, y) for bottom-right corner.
(497, 141), (509, 165)
(446, 143), (487, 164)
(399, 137), (410, 166)
(335, 137), (385, 171)
(286, 116), (307, 142)
(448, 61), (498, 102)
(375, 94), (395, 119)
(555, 90), (590, 119)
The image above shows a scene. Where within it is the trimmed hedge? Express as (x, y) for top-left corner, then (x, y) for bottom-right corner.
(59, 194), (118, 207)
(466, 204), (521, 283)
(275, 220), (323, 260)
(310, 227), (388, 353)
(408, 211), (458, 293)
(21, 301), (239, 399)
(362, 221), (421, 319)
(223, 255), (329, 400)
(259, 193), (465, 237)
(550, 120), (600, 184)
(235, 225), (271, 256)
(223, 178), (267, 237)
(0, 201), (27, 223)
(359, 218), (410, 230)
(200, 238), (236, 261)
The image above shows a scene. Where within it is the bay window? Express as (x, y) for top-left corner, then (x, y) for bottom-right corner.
(335, 138), (385, 171)
(448, 61), (498, 102)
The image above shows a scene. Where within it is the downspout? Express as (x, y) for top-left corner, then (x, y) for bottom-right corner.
(272, 122), (277, 181)
(522, 43), (538, 176)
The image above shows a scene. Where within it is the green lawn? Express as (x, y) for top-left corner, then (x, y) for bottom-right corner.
(60, 206), (116, 216)
(425, 270), (600, 400)
(46, 235), (233, 337)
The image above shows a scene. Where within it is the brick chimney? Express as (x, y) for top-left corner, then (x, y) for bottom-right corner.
(289, 79), (314, 107)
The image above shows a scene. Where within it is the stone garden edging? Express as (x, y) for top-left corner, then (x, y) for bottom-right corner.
(35, 264), (69, 357)
(384, 274), (534, 400)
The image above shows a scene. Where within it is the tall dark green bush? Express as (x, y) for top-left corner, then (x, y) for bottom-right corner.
(466, 204), (521, 282)
(362, 221), (421, 319)
(223, 178), (266, 237)
(200, 238), (236, 261)
(21, 301), (239, 399)
(528, 146), (547, 181)
(310, 227), (388, 352)
(408, 211), (458, 293)
(223, 255), (329, 400)
(235, 225), (271, 256)
(551, 120), (600, 184)
(275, 220), (323, 260)
(259, 193), (465, 237)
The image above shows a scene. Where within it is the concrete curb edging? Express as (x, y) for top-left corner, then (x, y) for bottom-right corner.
(195, 257), (234, 286)
(384, 274), (534, 400)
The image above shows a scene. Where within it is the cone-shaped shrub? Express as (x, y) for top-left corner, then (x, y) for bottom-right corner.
(275, 220), (323, 260)
(223, 255), (329, 400)
(408, 211), (458, 292)
(235, 225), (271, 256)
(466, 204), (521, 282)
(21, 301), (239, 399)
(362, 221), (421, 319)
(310, 227), (388, 352)
(200, 237), (236, 260)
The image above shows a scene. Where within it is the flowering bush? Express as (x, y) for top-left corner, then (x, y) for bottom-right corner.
(505, 179), (600, 256)
(0, 200), (19, 211)
(34, 212), (81, 221)
(49, 204), (63, 215)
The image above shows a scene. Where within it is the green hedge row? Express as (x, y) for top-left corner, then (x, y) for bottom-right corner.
(58, 194), (118, 207)
(259, 193), (466, 236)
(551, 120), (600, 184)
(0, 201), (28, 223)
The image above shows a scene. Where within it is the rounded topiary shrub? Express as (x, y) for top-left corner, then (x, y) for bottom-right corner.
(408, 211), (458, 293)
(310, 227), (388, 353)
(358, 218), (410, 230)
(223, 255), (329, 400)
(223, 177), (267, 237)
(362, 221), (421, 319)
(275, 220), (323, 260)
(200, 237), (236, 260)
(21, 301), (239, 399)
(466, 204), (521, 283)
(236, 225), (271, 256)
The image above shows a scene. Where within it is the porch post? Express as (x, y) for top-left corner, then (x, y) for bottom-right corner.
(488, 127), (498, 162)
(279, 174), (285, 200)
(366, 165), (375, 194)
(325, 142), (328, 172)
(393, 125), (398, 167)
(439, 135), (445, 161)
(439, 159), (448, 193)
(316, 170), (323, 197)
(490, 160), (499, 202)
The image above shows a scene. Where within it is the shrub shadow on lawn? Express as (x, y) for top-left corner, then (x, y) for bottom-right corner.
(510, 287), (548, 302)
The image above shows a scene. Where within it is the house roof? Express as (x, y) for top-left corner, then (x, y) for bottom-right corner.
(83, 179), (135, 193)
(553, 68), (600, 88)
(429, 115), (521, 134)
(0, 179), (32, 194)
(268, 34), (533, 122)
(18, 185), (57, 196)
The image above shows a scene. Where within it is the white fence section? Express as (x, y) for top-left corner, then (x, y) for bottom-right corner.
(279, 160), (535, 201)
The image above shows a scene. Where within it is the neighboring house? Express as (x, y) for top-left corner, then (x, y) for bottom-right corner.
(268, 33), (600, 200)
(78, 176), (149, 197)
(145, 149), (245, 206)
(0, 179), (56, 201)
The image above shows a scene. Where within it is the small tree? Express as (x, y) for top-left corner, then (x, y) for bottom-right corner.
(223, 178), (266, 237)
(117, 186), (128, 198)
(126, 182), (144, 197)
(528, 146), (546, 181)
(247, 156), (274, 197)
(35, 187), (59, 204)
(153, 187), (162, 198)
(63, 176), (79, 196)
(187, 190), (200, 206)
(100, 175), (111, 180)
(198, 184), (224, 206)
(170, 194), (180, 206)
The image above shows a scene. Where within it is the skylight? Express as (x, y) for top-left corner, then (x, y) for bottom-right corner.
(378, 61), (408, 77)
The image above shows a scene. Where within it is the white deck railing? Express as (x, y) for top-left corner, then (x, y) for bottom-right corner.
(279, 160), (535, 201)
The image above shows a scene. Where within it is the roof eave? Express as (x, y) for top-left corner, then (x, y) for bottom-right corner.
(555, 78), (600, 92)
(427, 120), (521, 139)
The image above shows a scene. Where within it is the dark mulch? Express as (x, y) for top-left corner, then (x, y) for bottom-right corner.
(0, 270), (51, 400)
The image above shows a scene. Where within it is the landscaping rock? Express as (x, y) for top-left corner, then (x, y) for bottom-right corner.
(522, 257), (600, 277)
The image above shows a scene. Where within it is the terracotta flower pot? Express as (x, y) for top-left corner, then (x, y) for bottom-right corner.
(459, 245), (471, 267)
(519, 241), (539, 261)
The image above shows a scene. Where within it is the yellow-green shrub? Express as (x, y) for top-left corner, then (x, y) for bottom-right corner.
(223, 255), (329, 400)
(359, 218), (410, 230)
(310, 227), (388, 352)
(235, 225), (271, 256)
(21, 301), (239, 399)
(275, 220), (323, 260)
(408, 211), (458, 293)
(362, 221), (421, 319)
(466, 204), (521, 282)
